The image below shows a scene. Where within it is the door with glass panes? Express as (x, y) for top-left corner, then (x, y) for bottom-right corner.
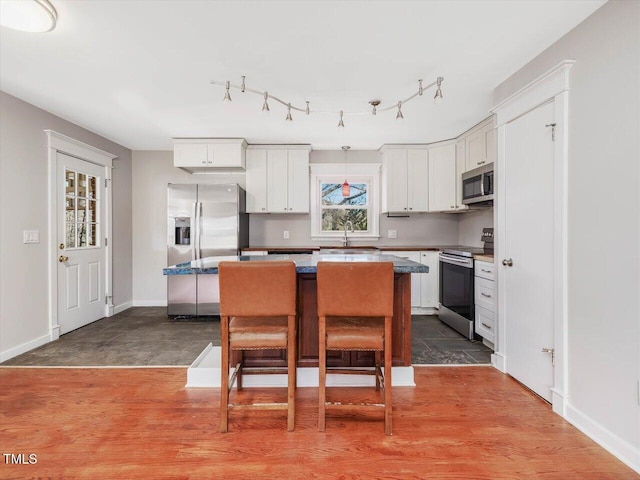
(57, 152), (106, 334)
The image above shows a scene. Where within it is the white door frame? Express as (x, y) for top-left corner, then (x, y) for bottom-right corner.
(45, 130), (117, 341)
(491, 60), (574, 416)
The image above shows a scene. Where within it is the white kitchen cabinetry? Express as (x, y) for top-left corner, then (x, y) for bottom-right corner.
(419, 251), (440, 309)
(385, 250), (439, 313)
(455, 139), (469, 211)
(245, 146), (311, 213)
(427, 143), (457, 212)
(380, 147), (429, 213)
(474, 259), (495, 344)
(464, 118), (495, 172)
(173, 138), (247, 173)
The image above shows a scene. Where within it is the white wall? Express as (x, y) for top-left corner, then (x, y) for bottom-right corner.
(493, 0), (639, 469)
(0, 91), (132, 361)
(458, 208), (493, 247)
(131, 151), (246, 305)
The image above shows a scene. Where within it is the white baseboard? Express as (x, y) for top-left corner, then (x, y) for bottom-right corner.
(492, 352), (506, 372)
(186, 344), (415, 388)
(132, 300), (167, 307)
(113, 301), (133, 315)
(565, 403), (640, 474)
(0, 333), (50, 363)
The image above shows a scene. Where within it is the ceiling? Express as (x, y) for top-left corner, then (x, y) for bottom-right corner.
(0, 0), (606, 150)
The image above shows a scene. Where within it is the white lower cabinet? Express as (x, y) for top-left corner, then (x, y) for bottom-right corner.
(474, 260), (495, 344)
(385, 250), (439, 312)
(419, 251), (439, 309)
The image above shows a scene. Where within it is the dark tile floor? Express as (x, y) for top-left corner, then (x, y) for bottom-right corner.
(1, 308), (492, 367)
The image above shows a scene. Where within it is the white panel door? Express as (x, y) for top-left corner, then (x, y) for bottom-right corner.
(287, 149), (310, 213)
(57, 153), (106, 334)
(428, 144), (456, 212)
(407, 149), (429, 212)
(503, 100), (555, 402)
(266, 149), (288, 212)
(245, 149), (268, 212)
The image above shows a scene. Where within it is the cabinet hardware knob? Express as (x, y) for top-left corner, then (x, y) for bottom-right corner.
(481, 292), (492, 298)
(481, 322), (492, 329)
(58, 255), (69, 263)
(59, 243), (65, 250)
(481, 269), (491, 273)
(262, 208), (265, 211)
(450, 205), (455, 209)
(202, 160), (207, 164)
(502, 258), (513, 267)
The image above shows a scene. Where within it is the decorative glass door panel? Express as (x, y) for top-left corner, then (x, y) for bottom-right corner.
(65, 169), (99, 249)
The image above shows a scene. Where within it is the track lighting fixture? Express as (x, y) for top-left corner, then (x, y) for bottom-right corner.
(434, 77), (444, 100)
(211, 75), (444, 126)
(369, 99), (380, 115)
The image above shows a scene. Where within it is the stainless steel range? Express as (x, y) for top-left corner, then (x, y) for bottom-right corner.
(438, 229), (493, 339)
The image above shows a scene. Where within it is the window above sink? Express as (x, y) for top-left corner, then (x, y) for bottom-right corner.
(310, 163), (381, 241)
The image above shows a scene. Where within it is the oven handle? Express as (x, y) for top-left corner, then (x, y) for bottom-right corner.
(439, 254), (474, 268)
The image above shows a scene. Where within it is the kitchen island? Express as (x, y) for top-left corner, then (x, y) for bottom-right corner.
(164, 253), (428, 367)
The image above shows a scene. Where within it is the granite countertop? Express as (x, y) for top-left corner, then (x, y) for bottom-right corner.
(243, 246), (449, 252)
(163, 253), (429, 275)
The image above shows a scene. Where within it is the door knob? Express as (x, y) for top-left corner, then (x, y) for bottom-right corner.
(59, 243), (65, 250)
(58, 255), (69, 263)
(502, 258), (513, 267)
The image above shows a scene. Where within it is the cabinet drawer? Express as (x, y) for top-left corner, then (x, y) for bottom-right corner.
(475, 260), (495, 281)
(475, 305), (495, 343)
(475, 277), (495, 311)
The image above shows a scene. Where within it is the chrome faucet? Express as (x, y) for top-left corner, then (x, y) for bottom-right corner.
(342, 221), (354, 247)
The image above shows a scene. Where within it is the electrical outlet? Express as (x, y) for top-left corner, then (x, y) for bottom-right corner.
(283, 230), (289, 239)
(23, 230), (39, 244)
(387, 229), (397, 239)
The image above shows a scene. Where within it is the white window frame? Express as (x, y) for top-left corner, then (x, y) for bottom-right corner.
(310, 163), (380, 241)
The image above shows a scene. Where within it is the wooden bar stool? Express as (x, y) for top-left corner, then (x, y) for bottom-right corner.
(218, 261), (297, 433)
(316, 261), (395, 435)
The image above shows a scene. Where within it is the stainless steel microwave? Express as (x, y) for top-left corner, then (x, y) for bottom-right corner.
(462, 163), (494, 205)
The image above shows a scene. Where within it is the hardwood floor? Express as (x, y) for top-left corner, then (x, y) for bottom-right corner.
(0, 366), (636, 479)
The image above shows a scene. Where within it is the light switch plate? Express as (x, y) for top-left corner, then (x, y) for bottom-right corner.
(23, 230), (40, 244)
(388, 229), (397, 239)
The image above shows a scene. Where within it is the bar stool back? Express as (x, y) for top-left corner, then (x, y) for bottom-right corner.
(316, 261), (395, 435)
(218, 261), (297, 432)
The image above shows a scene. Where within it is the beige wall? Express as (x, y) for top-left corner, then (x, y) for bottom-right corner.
(493, 0), (639, 465)
(0, 91), (132, 360)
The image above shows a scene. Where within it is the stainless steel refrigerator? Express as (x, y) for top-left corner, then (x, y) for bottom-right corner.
(167, 184), (249, 317)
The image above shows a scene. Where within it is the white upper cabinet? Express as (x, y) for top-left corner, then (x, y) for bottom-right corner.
(463, 118), (495, 172)
(427, 143), (456, 212)
(455, 139), (469, 211)
(245, 146), (311, 213)
(380, 147), (429, 213)
(173, 138), (247, 173)
(245, 149), (268, 212)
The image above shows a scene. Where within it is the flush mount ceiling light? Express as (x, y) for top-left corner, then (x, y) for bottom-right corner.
(211, 76), (445, 127)
(0, 0), (57, 33)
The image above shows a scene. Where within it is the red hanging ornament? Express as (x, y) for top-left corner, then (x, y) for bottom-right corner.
(342, 180), (350, 197)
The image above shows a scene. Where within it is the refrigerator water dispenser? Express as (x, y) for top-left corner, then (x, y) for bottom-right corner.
(175, 217), (191, 245)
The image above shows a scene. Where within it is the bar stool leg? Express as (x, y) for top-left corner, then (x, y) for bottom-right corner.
(287, 314), (296, 432)
(384, 316), (393, 435)
(318, 315), (327, 432)
(220, 315), (230, 433)
(374, 351), (382, 391)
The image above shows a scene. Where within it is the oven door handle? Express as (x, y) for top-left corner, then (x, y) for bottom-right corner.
(439, 255), (474, 268)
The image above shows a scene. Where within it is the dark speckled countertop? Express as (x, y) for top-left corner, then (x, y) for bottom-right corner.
(163, 253), (429, 275)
